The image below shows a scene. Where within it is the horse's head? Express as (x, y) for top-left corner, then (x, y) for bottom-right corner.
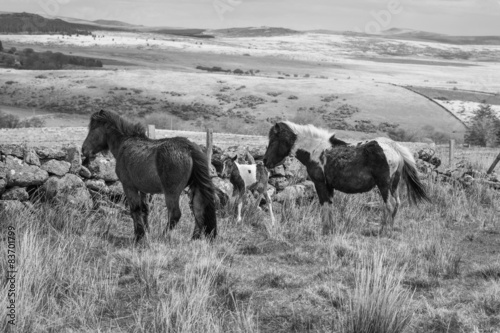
(221, 155), (238, 179)
(263, 122), (297, 169)
(82, 110), (109, 164)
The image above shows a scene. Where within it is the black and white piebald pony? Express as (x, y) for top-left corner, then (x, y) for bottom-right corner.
(263, 121), (430, 233)
(221, 156), (275, 225)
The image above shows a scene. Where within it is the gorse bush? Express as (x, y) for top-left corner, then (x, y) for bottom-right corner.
(0, 111), (45, 129)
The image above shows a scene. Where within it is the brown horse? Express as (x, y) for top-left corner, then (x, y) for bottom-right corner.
(82, 110), (217, 242)
(263, 121), (430, 233)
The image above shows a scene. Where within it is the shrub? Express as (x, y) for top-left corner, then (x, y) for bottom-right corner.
(0, 111), (45, 128)
(464, 104), (500, 147)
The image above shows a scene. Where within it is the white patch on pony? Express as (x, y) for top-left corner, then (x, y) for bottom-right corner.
(235, 163), (257, 187)
(282, 121), (333, 171)
(372, 137), (413, 177)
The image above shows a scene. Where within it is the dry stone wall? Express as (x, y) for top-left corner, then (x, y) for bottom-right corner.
(0, 141), (438, 213)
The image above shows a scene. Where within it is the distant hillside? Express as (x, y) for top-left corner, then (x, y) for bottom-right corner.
(382, 28), (500, 45)
(209, 27), (301, 38)
(92, 19), (138, 27)
(311, 28), (500, 45)
(0, 12), (105, 34)
(0, 12), (213, 38)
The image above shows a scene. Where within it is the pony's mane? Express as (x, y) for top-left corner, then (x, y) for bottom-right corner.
(90, 110), (147, 138)
(282, 121), (333, 143)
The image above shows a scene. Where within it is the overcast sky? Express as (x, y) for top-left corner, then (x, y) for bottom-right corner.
(2, 0), (500, 35)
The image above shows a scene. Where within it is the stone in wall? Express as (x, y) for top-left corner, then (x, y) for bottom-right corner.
(270, 165), (286, 177)
(79, 166), (92, 179)
(275, 181), (316, 203)
(36, 147), (66, 160)
(85, 179), (108, 193)
(43, 174), (93, 209)
(24, 147), (41, 166)
(268, 177), (289, 191)
(41, 160), (71, 176)
(2, 186), (29, 201)
(108, 182), (124, 197)
(0, 179), (6, 195)
(0, 200), (31, 215)
(88, 153), (118, 182)
(65, 146), (82, 174)
(4, 156), (49, 187)
(0, 144), (24, 158)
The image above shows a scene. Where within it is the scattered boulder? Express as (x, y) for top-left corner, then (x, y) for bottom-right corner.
(43, 174), (92, 209)
(87, 153), (118, 181)
(5, 156), (49, 187)
(2, 186), (29, 201)
(41, 160), (71, 176)
(24, 147), (41, 166)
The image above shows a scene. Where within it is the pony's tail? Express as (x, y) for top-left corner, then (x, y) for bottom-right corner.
(188, 143), (217, 239)
(394, 142), (431, 205)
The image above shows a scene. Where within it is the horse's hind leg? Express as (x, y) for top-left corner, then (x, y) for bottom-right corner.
(390, 171), (402, 227)
(140, 192), (150, 231)
(124, 186), (146, 243)
(164, 192), (182, 234)
(378, 184), (394, 235)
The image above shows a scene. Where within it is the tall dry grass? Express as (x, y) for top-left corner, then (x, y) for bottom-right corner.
(1, 150), (499, 332)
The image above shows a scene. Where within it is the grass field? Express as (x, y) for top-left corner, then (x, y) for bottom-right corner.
(1, 148), (500, 333)
(5, 29), (500, 139)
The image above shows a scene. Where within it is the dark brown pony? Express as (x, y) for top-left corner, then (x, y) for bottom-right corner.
(263, 121), (430, 233)
(82, 110), (216, 242)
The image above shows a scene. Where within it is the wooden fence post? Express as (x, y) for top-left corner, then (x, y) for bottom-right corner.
(147, 124), (156, 139)
(206, 128), (213, 167)
(487, 152), (500, 175)
(449, 139), (455, 167)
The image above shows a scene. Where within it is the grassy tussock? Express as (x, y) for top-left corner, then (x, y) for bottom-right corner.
(342, 250), (413, 333)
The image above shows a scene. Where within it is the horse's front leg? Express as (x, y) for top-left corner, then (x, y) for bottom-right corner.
(124, 186), (146, 243)
(313, 180), (334, 235)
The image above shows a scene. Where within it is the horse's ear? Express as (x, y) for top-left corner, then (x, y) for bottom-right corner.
(273, 123), (280, 134)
